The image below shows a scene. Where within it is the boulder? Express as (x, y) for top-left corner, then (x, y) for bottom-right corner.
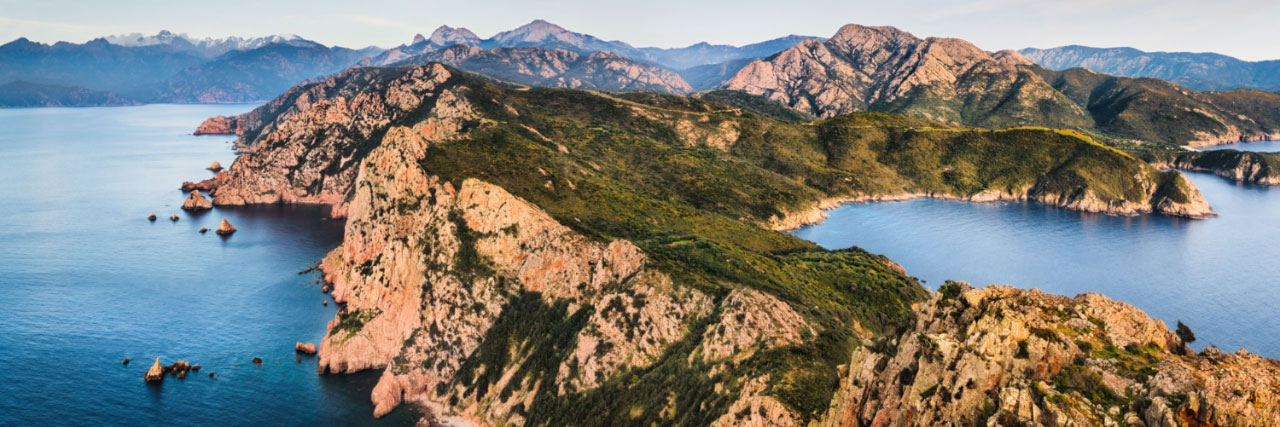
(207, 161), (223, 172)
(148, 214), (157, 221)
(252, 357), (263, 366)
(216, 219), (236, 235)
(191, 364), (201, 372)
(321, 285), (331, 294)
(295, 342), (317, 355)
(181, 190), (213, 211)
(199, 227), (208, 233)
(122, 358), (130, 365)
(144, 357), (165, 382)
(169, 214), (179, 221)
(167, 360), (192, 379)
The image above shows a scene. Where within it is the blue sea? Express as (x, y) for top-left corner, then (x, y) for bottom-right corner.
(0, 105), (417, 425)
(793, 151), (1280, 357)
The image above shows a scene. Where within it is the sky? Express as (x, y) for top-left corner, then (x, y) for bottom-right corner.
(2, 0), (1279, 61)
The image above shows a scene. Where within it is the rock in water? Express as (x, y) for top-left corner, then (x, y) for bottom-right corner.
(295, 342), (317, 355)
(122, 358), (130, 365)
(199, 227), (208, 233)
(207, 161), (223, 172)
(181, 190), (213, 211)
(169, 214), (179, 221)
(251, 357), (263, 366)
(147, 214), (157, 221)
(144, 357), (164, 382)
(215, 219), (236, 235)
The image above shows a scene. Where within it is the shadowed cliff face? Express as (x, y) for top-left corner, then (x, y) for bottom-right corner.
(187, 63), (1275, 425)
(722, 24), (1280, 147)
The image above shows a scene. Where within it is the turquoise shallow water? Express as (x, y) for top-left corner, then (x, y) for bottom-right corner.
(792, 150), (1280, 357)
(0, 105), (417, 425)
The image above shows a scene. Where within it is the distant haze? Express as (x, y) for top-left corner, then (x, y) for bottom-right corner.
(2, 0), (1279, 61)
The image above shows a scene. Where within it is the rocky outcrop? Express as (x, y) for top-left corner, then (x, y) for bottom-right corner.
(1171, 149), (1280, 185)
(207, 161), (222, 172)
(215, 219), (235, 235)
(193, 115), (242, 135)
(820, 283), (1280, 427)
(144, 357), (165, 382)
(181, 190), (212, 211)
(295, 342), (317, 355)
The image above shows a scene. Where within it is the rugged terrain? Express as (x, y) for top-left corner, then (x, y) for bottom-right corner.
(1153, 149), (1280, 186)
(390, 45), (694, 94)
(0, 80), (138, 107)
(1023, 45), (1280, 91)
(722, 24), (1280, 147)
(187, 63), (1277, 425)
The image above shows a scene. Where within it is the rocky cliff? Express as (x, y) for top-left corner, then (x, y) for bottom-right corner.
(821, 282), (1280, 427)
(1167, 149), (1280, 186)
(193, 115), (242, 135)
(722, 24), (1280, 146)
(192, 63), (1270, 425)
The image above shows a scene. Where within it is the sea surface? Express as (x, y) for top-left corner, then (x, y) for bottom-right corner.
(0, 105), (417, 425)
(793, 143), (1280, 357)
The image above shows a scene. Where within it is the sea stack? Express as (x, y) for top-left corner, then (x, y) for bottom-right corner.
(207, 161), (223, 172)
(144, 358), (165, 382)
(295, 342), (317, 355)
(215, 218), (236, 235)
(181, 190), (213, 211)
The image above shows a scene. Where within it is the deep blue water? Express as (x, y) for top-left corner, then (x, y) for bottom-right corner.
(793, 164), (1280, 357)
(1197, 140), (1280, 152)
(0, 105), (417, 426)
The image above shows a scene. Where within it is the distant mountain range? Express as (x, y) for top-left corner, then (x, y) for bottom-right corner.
(1022, 45), (1280, 91)
(102, 30), (324, 58)
(1018, 45), (1280, 91)
(391, 45), (694, 94)
(2, 21), (818, 107)
(0, 34), (379, 105)
(721, 24), (1280, 146)
(361, 20), (821, 72)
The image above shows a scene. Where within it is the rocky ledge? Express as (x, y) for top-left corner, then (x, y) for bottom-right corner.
(193, 115), (243, 136)
(822, 282), (1280, 426)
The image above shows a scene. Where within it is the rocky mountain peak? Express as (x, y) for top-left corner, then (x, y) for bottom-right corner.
(411, 33), (426, 45)
(493, 19), (579, 45)
(427, 25), (480, 47)
(829, 23), (918, 47)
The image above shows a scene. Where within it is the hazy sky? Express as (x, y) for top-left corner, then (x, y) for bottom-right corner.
(2, 0), (1279, 60)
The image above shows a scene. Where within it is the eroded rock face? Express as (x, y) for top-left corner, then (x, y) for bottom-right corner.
(206, 63), (468, 218)
(721, 24), (1063, 125)
(1171, 150), (1280, 186)
(193, 115), (242, 135)
(181, 190), (212, 211)
(315, 121), (721, 421)
(819, 283), (1280, 427)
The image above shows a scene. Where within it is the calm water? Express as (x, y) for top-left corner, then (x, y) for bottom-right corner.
(793, 161), (1280, 357)
(0, 105), (417, 425)
(1197, 140), (1280, 152)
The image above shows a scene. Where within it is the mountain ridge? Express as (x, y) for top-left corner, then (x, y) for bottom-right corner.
(1022, 45), (1280, 91)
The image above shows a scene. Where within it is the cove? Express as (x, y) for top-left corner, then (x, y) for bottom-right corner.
(791, 165), (1280, 357)
(0, 105), (417, 425)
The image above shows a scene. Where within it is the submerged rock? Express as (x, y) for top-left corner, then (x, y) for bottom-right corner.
(215, 219), (236, 235)
(181, 190), (213, 211)
(143, 358), (164, 382)
(207, 161), (223, 172)
(295, 342), (317, 355)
